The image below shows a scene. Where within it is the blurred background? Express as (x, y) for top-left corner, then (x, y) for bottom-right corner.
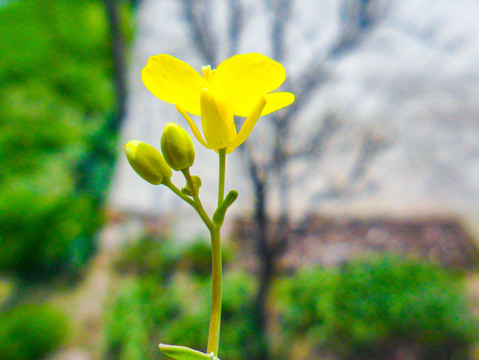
(1, 0), (479, 359)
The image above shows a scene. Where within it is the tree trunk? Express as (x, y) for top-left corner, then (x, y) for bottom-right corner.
(251, 177), (273, 360)
(103, 0), (127, 131)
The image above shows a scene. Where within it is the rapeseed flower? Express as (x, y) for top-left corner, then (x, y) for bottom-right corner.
(142, 53), (294, 153)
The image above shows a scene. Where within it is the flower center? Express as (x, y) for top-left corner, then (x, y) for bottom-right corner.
(202, 65), (216, 84)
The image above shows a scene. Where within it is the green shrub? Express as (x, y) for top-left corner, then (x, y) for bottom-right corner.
(105, 236), (257, 360)
(109, 239), (477, 360)
(0, 0), (131, 276)
(103, 279), (155, 360)
(278, 256), (477, 360)
(113, 237), (181, 281)
(0, 303), (69, 360)
(0, 277), (15, 307)
(179, 238), (215, 277)
(114, 237), (233, 280)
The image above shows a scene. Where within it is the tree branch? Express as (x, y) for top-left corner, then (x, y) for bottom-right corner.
(181, 0), (217, 64)
(286, 113), (342, 162)
(227, 0), (244, 55)
(103, 0), (127, 130)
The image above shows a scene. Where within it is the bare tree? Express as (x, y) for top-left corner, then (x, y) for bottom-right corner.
(178, 1), (388, 359)
(103, 0), (128, 130)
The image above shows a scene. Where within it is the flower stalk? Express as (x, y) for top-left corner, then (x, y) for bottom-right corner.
(217, 148), (226, 207)
(207, 225), (222, 355)
(125, 53), (294, 360)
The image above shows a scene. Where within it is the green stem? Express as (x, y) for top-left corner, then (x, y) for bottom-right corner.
(181, 169), (214, 230)
(207, 225), (222, 355)
(217, 148), (226, 207)
(164, 179), (196, 207)
(205, 148), (227, 356)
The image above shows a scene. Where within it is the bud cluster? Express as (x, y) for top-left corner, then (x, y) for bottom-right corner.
(125, 123), (196, 185)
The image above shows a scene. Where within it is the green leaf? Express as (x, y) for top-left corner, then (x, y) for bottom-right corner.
(159, 344), (216, 360)
(212, 190), (238, 226)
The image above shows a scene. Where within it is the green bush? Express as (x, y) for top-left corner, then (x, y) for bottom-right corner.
(104, 273), (258, 360)
(277, 256), (477, 360)
(114, 237), (233, 280)
(108, 239), (478, 360)
(0, 0), (130, 276)
(104, 278), (156, 360)
(105, 237), (257, 360)
(113, 236), (181, 280)
(0, 303), (69, 360)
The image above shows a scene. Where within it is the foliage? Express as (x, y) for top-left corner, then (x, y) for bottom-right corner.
(105, 237), (256, 360)
(0, 277), (15, 307)
(108, 239), (478, 360)
(0, 0), (129, 276)
(277, 256), (477, 360)
(0, 303), (69, 360)
(114, 236), (234, 280)
(113, 236), (182, 280)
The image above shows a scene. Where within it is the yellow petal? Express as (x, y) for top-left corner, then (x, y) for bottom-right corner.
(211, 53), (286, 111)
(176, 105), (212, 149)
(200, 89), (237, 149)
(142, 54), (207, 115)
(228, 96), (266, 149)
(233, 92), (295, 117)
(262, 92), (295, 115)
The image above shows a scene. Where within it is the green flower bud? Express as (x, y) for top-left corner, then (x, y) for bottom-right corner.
(181, 175), (202, 196)
(161, 122), (195, 171)
(125, 140), (172, 185)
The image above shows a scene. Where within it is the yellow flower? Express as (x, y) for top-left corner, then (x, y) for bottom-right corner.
(141, 53), (295, 153)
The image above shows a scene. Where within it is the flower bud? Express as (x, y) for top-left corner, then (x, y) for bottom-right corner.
(125, 140), (172, 185)
(181, 175), (202, 196)
(161, 122), (195, 171)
